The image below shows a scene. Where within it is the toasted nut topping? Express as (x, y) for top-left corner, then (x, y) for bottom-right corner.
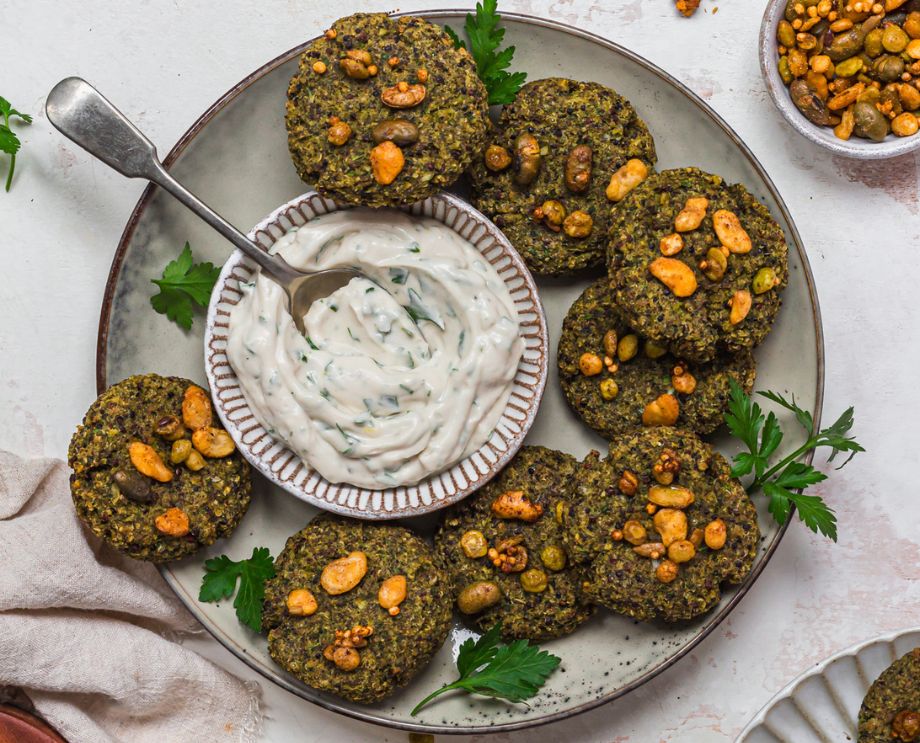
(618, 470), (639, 495)
(674, 197), (709, 232)
(370, 141), (405, 185)
(513, 133), (541, 186)
(387, 56), (399, 67)
(659, 233), (684, 256)
(689, 527), (705, 548)
(633, 542), (666, 559)
(128, 442), (174, 482)
(652, 449), (680, 485)
(184, 450), (206, 472)
(892, 710), (920, 742)
(367, 64), (379, 76)
(533, 199), (566, 231)
(345, 49), (372, 65)
(668, 539), (696, 564)
(602, 329), (618, 358)
(371, 119), (418, 146)
(563, 210), (593, 238)
(642, 394), (680, 427)
(381, 82), (426, 108)
(457, 580), (502, 614)
(654, 508), (689, 547)
(155, 507), (189, 537)
(699, 247), (728, 282)
(192, 427), (236, 458)
(484, 144), (512, 171)
(579, 352), (603, 376)
(671, 365), (697, 394)
(491, 490), (543, 522)
(649, 485), (695, 509)
(416, 67), (429, 82)
(460, 530), (488, 558)
(565, 144), (593, 193)
(321, 551), (368, 595)
(155, 415), (187, 441)
(520, 568), (548, 593)
(332, 646), (361, 671)
(704, 519), (727, 550)
(170, 438), (193, 464)
(622, 519), (648, 546)
(182, 385), (213, 431)
(611, 529), (624, 541)
(312, 61), (327, 74)
(488, 536), (528, 573)
(378, 575), (407, 613)
(617, 334), (639, 362)
(712, 210), (753, 254)
(540, 545), (567, 571)
(606, 159), (648, 202)
(649, 257), (698, 297)
(599, 378), (619, 400)
(327, 120), (352, 146)
(340, 57), (370, 80)
(287, 588), (318, 616)
(325, 28), (337, 39)
(729, 289), (753, 325)
(113, 470), (155, 503)
(656, 559), (679, 583)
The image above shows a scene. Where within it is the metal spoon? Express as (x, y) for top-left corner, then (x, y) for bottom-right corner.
(45, 77), (362, 333)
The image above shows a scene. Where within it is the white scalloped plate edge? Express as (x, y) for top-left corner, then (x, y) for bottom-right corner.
(738, 626), (920, 742)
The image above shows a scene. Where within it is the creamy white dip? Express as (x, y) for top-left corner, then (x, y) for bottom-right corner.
(227, 209), (524, 489)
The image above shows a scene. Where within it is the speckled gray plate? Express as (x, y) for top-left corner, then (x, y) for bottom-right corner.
(96, 10), (824, 736)
(738, 627), (920, 742)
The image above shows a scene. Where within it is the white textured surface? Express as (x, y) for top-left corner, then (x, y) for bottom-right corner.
(2, 1), (919, 741)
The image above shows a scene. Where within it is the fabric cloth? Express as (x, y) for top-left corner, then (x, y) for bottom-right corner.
(0, 451), (262, 743)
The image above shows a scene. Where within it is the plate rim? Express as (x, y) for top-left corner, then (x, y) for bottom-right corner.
(736, 625), (920, 741)
(94, 8), (827, 736)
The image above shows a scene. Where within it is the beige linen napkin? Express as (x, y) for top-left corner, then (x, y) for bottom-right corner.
(0, 450), (262, 743)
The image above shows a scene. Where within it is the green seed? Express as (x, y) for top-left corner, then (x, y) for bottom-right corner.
(540, 545), (567, 572)
(777, 20), (796, 48)
(835, 56), (864, 78)
(752, 267), (779, 295)
(617, 334), (639, 362)
(170, 438), (192, 464)
(599, 378), (619, 401)
(644, 340), (668, 359)
(883, 25), (909, 54)
(778, 56), (793, 85)
(864, 28), (884, 58)
(520, 568), (548, 593)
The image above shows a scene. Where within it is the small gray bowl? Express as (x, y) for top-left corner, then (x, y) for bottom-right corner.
(759, 0), (920, 159)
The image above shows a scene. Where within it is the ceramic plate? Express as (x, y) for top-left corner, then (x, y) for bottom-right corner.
(96, 10), (824, 735)
(204, 191), (547, 518)
(738, 627), (920, 742)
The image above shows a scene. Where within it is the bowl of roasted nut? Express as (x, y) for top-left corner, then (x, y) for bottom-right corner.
(760, 0), (920, 158)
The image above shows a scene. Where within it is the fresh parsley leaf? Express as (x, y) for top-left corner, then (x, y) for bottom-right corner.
(150, 242), (220, 330)
(725, 380), (861, 542)
(199, 547), (275, 632)
(411, 622), (560, 715)
(445, 0), (527, 105)
(0, 96), (32, 192)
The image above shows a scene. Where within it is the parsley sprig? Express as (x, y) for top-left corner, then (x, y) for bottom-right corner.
(199, 547), (276, 632)
(0, 96), (33, 192)
(445, 0), (527, 105)
(150, 242), (220, 330)
(411, 623), (560, 715)
(725, 380), (864, 541)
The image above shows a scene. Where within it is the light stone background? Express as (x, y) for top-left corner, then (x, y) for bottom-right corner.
(2, 0), (919, 741)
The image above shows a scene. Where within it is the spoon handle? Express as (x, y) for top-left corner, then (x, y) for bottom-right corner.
(45, 77), (297, 284)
